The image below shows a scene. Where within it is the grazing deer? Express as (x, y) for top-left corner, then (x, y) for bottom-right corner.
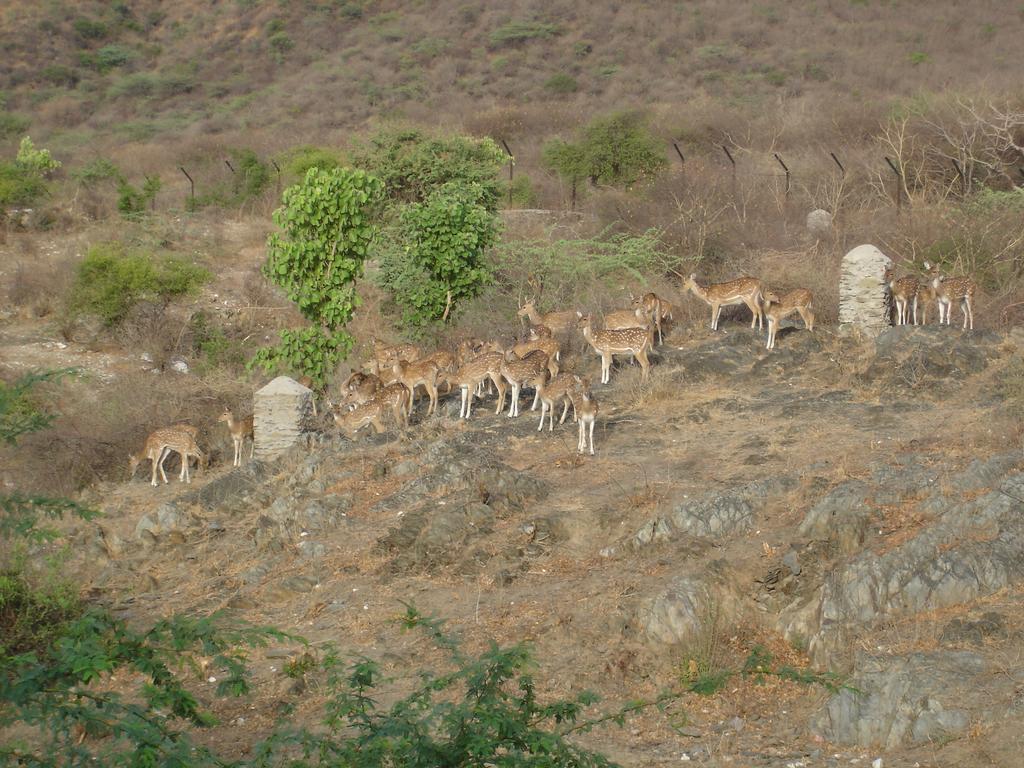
(129, 427), (205, 487)
(392, 358), (442, 417)
(682, 274), (765, 331)
(447, 352), (507, 419)
(329, 381), (410, 430)
(341, 371), (382, 407)
(516, 299), (582, 336)
(500, 350), (551, 417)
(512, 333), (561, 364)
(883, 268), (920, 326)
(603, 306), (648, 331)
(762, 289), (815, 350)
(933, 275), (977, 329)
(330, 399), (386, 438)
(368, 337), (421, 377)
(578, 315), (651, 384)
(536, 373), (589, 431)
(218, 409), (254, 467)
(576, 389), (599, 455)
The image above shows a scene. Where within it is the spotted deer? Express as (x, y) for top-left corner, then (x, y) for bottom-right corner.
(528, 324), (553, 340)
(516, 299), (582, 336)
(578, 314), (651, 384)
(368, 337), (421, 377)
(631, 292), (670, 344)
(392, 358), (441, 417)
(129, 427), (205, 487)
(682, 274), (765, 331)
(329, 381), (410, 430)
(341, 371), (382, 407)
(536, 373), (589, 432)
(512, 333), (561, 364)
(762, 289), (815, 350)
(500, 350), (552, 417)
(446, 352), (507, 419)
(933, 275), (977, 329)
(884, 267), (920, 326)
(330, 399), (386, 438)
(218, 409), (254, 467)
(576, 389), (599, 455)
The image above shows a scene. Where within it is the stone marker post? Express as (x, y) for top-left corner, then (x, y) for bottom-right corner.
(839, 244), (893, 336)
(253, 376), (315, 459)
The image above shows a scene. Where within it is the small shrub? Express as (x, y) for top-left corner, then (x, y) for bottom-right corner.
(109, 72), (155, 97)
(94, 44), (134, 71)
(39, 65), (80, 88)
(268, 31), (294, 59)
(67, 243), (210, 327)
(16, 137), (61, 175)
(508, 175), (536, 207)
(489, 20), (562, 47)
(908, 50), (930, 65)
(0, 567), (83, 658)
(71, 158), (123, 187)
(543, 110), (666, 188)
(0, 112), (30, 139)
(337, 1), (364, 19)
(72, 17), (108, 41)
(573, 40), (594, 57)
(0, 163), (47, 208)
(544, 72), (578, 94)
(278, 145), (341, 179)
(116, 175), (160, 218)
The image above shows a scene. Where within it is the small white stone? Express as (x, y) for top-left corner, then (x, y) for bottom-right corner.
(208, 676), (217, 683)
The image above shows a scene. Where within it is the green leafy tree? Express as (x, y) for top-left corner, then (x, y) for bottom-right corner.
(543, 111), (666, 193)
(378, 183), (499, 329)
(252, 166), (384, 385)
(353, 128), (507, 211)
(15, 136), (61, 176)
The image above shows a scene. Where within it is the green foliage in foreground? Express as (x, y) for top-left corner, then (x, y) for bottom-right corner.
(377, 183), (499, 331)
(67, 243), (210, 326)
(252, 166), (383, 385)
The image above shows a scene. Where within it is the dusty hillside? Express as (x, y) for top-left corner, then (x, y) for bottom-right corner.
(31, 316), (1024, 767)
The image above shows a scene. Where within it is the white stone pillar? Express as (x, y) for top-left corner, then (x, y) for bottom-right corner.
(839, 244), (893, 336)
(253, 376), (315, 459)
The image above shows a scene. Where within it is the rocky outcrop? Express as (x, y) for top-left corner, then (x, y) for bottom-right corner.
(813, 651), (984, 747)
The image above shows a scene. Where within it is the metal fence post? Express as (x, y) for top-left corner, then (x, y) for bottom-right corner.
(179, 167), (195, 210)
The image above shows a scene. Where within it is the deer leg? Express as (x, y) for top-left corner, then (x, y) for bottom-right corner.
(559, 399), (570, 424)
(638, 350), (650, 382)
(588, 418), (595, 455)
(710, 303), (720, 330)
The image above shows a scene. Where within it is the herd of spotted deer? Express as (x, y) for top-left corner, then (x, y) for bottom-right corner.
(127, 262), (977, 487)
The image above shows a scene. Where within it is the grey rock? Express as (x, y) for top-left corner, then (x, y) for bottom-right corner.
(806, 209), (833, 239)
(298, 540), (327, 559)
(782, 550), (801, 576)
(254, 376), (316, 460)
(278, 575), (319, 593)
(631, 476), (797, 550)
(813, 651), (982, 748)
(939, 612), (1007, 646)
(134, 502), (185, 540)
(798, 480), (871, 555)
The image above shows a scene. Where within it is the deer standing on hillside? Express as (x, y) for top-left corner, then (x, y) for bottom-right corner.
(884, 267), (920, 326)
(446, 352), (507, 420)
(330, 399), (386, 438)
(631, 292), (670, 344)
(129, 427), (205, 487)
(500, 350), (552, 417)
(368, 337), (421, 378)
(576, 389), (599, 455)
(578, 315), (651, 384)
(392, 358), (442, 417)
(682, 274), (765, 331)
(536, 373), (589, 432)
(933, 274), (977, 330)
(762, 289), (815, 350)
(218, 409), (254, 467)
(516, 299), (582, 336)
